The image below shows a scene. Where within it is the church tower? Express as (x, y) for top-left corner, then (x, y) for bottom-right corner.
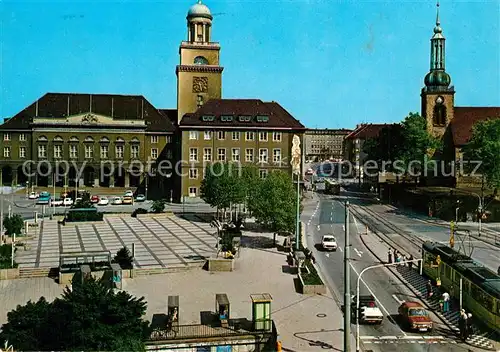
(421, 1), (455, 138)
(176, 0), (223, 124)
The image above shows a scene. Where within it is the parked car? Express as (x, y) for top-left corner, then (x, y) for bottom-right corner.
(63, 198), (74, 206)
(321, 234), (338, 251)
(398, 301), (433, 332)
(122, 196), (134, 205)
(98, 196), (109, 206)
(37, 191), (51, 205)
(28, 191), (39, 199)
(111, 197), (122, 205)
(351, 295), (383, 324)
(305, 168), (314, 175)
(90, 195), (100, 203)
(52, 198), (63, 207)
(135, 194), (146, 202)
(124, 190), (134, 197)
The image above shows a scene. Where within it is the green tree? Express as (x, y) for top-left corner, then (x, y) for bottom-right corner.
(72, 192), (93, 209)
(0, 244), (17, 269)
(151, 199), (166, 213)
(3, 214), (24, 236)
(0, 276), (149, 351)
(200, 162), (246, 210)
(362, 124), (404, 171)
(113, 246), (134, 269)
(248, 171), (297, 232)
(463, 118), (500, 194)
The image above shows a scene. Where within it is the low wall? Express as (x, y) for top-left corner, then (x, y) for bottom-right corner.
(298, 273), (327, 295)
(0, 268), (19, 280)
(146, 337), (260, 352)
(208, 258), (234, 272)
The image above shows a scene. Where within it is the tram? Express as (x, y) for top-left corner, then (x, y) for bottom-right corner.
(421, 241), (500, 333)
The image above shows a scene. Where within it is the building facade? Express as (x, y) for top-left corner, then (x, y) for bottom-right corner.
(304, 128), (351, 162)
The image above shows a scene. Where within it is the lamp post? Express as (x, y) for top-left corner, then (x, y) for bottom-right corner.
(355, 259), (423, 352)
(290, 135), (301, 251)
(455, 200), (460, 223)
(344, 201), (351, 352)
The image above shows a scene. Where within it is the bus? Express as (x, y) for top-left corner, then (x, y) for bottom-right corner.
(37, 191), (51, 205)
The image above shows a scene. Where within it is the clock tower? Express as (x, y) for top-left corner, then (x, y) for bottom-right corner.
(420, 1), (455, 139)
(176, 0), (223, 124)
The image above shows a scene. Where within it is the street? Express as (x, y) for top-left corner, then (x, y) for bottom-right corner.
(301, 191), (496, 351)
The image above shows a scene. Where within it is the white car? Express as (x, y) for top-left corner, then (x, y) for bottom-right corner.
(321, 235), (338, 251)
(63, 198), (74, 206)
(98, 196), (109, 206)
(28, 192), (39, 199)
(111, 196), (122, 205)
(52, 198), (63, 206)
(124, 190), (134, 197)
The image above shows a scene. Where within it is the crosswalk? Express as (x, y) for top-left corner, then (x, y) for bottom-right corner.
(361, 335), (457, 345)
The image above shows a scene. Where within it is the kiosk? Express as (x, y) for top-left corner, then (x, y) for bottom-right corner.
(216, 293), (230, 327)
(251, 293), (272, 331)
(167, 295), (179, 330)
(110, 263), (122, 290)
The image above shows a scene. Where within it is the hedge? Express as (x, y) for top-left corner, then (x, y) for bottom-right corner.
(66, 209), (104, 222)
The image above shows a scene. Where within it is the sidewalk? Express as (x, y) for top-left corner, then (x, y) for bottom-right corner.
(359, 228), (498, 351)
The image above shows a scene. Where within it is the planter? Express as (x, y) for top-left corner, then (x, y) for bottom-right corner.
(0, 267), (20, 280)
(208, 258), (234, 272)
(298, 272), (326, 295)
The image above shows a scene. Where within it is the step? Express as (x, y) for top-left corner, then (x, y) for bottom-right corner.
(19, 267), (52, 278)
(134, 265), (197, 276)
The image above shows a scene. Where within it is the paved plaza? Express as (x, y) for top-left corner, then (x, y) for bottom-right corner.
(16, 214), (217, 268)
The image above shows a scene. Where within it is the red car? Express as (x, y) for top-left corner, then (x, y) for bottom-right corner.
(90, 195), (100, 203)
(398, 301), (433, 332)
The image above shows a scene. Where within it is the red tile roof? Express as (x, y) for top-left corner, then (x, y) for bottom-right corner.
(345, 124), (395, 140)
(451, 107), (500, 146)
(179, 99), (306, 130)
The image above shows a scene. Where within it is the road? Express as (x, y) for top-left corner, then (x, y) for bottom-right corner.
(301, 192), (477, 352)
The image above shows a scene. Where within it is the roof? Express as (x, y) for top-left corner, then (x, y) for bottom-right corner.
(179, 99), (305, 130)
(451, 107), (500, 146)
(345, 124), (394, 140)
(1, 93), (175, 132)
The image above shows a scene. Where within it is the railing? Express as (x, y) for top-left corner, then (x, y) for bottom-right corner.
(148, 319), (273, 342)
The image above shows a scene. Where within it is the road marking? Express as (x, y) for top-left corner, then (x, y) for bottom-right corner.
(392, 294), (404, 304)
(380, 336), (398, 339)
(338, 247), (343, 252)
(349, 263), (407, 336)
(317, 225), (320, 231)
(354, 248), (362, 257)
(342, 225), (345, 231)
(325, 253), (330, 258)
(330, 216), (333, 221)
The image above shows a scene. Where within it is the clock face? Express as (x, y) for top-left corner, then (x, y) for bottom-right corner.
(436, 96), (444, 104)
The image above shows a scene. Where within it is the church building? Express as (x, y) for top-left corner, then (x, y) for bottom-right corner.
(0, 0), (306, 201)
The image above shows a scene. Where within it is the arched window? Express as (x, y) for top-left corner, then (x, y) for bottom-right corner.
(194, 56), (209, 65)
(433, 105), (446, 126)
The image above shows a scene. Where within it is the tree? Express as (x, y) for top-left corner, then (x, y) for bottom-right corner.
(0, 276), (149, 351)
(0, 244), (16, 269)
(113, 246), (134, 269)
(3, 214), (24, 236)
(151, 199), (166, 213)
(72, 192), (93, 209)
(200, 162), (246, 211)
(463, 118), (500, 194)
(362, 124), (404, 172)
(248, 171), (297, 232)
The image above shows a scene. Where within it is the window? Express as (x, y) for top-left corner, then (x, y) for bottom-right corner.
(273, 149), (282, 163)
(189, 168), (198, 179)
(194, 56), (209, 65)
(3, 147), (10, 158)
(189, 148), (198, 162)
(204, 148), (212, 162)
(189, 131), (198, 140)
(19, 147), (26, 159)
(259, 169), (268, 179)
(197, 95), (204, 108)
(54, 145), (62, 159)
(259, 132), (268, 141)
(69, 145), (77, 159)
(189, 187), (197, 197)
(101, 145), (109, 159)
(19, 134), (26, 142)
(232, 148), (240, 162)
(245, 148), (254, 162)
(272, 132), (282, 142)
(470, 285), (494, 312)
(3, 133), (10, 141)
(232, 132), (240, 140)
(151, 148), (158, 159)
(38, 145), (47, 158)
(85, 145), (93, 159)
(221, 115), (234, 122)
(202, 115), (215, 122)
(238, 115), (252, 122)
(217, 131), (225, 140)
(166, 135), (173, 143)
(151, 135), (158, 143)
(204, 131), (212, 140)
(131, 145), (139, 159)
(116, 145), (124, 159)
(246, 132), (254, 141)
(256, 115), (269, 122)
(218, 148), (226, 161)
(259, 148), (268, 163)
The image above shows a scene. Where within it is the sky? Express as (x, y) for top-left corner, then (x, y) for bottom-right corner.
(1, 0), (499, 130)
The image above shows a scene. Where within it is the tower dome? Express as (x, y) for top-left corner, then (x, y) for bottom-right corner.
(424, 70), (451, 87)
(187, 0), (212, 20)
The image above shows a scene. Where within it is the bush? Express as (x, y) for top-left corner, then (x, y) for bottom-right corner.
(71, 192), (93, 209)
(131, 208), (148, 218)
(301, 259), (323, 285)
(151, 199), (166, 213)
(0, 244), (17, 269)
(66, 209), (103, 222)
(113, 247), (134, 269)
(4, 214), (24, 236)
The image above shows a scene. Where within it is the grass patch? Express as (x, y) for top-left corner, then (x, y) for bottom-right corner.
(301, 259), (323, 285)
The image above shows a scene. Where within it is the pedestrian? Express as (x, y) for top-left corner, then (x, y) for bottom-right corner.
(408, 254), (414, 271)
(467, 313), (473, 339)
(459, 309), (467, 341)
(388, 249), (393, 264)
(442, 291), (450, 312)
(426, 280), (433, 299)
(439, 297), (444, 312)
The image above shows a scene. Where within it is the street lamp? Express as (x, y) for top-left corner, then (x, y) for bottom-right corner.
(355, 259), (423, 352)
(455, 200), (460, 223)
